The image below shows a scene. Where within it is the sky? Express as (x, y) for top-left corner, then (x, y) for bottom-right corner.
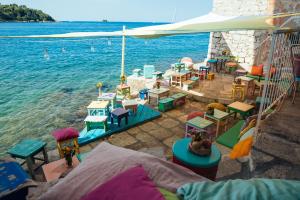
(0, 0), (213, 22)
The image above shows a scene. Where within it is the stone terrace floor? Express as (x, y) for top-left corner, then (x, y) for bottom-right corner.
(32, 72), (244, 181)
(79, 98), (242, 180)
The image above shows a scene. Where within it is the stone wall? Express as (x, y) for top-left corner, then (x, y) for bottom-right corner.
(208, 0), (300, 71)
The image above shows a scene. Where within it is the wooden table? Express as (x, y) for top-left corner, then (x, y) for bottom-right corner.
(97, 93), (116, 109)
(172, 138), (221, 181)
(236, 76), (255, 97)
(122, 99), (139, 114)
(110, 108), (129, 127)
(7, 139), (48, 180)
(42, 156), (79, 182)
(204, 109), (230, 137)
(87, 101), (110, 116)
(148, 88), (170, 105)
(170, 71), (192, 87)
(84, 115), (108, 131)
(116, 84), (131, 98)
(185, 116), (214, 137)
(227, 101), (254, 118)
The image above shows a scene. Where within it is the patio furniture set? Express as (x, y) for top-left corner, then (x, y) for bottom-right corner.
(172, 100), (255, 180)
(170, 63), (213, 91)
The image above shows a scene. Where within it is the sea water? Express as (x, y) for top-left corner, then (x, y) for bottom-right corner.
(0, 22), (209, 157)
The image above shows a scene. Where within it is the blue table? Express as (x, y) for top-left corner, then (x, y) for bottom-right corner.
(172, 138), (221, 180)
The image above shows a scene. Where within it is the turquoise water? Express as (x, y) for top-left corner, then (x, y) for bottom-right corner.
(0, 22), (209, 157)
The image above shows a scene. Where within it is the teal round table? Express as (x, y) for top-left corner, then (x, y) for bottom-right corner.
(172, 138), (221, 180)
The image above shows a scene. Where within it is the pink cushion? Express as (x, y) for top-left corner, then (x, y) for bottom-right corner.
(81, 166), (164, 200)
(52, 128), (79, 141)
(187, 111), (204, 121)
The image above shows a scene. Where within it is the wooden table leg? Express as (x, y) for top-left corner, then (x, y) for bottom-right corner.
(185, 124), (189, 137)
(216, 121), (220, 137)
(224, 118), (228, 131)
(42, 147), (49, 163)
(117, 117), (121, 127)
(26, 156), (35, 179)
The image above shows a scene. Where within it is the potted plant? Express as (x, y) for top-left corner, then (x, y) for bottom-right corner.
(207, 106), (214, 115)
(120, 75), (126, 85)
(62, 146), (75, 167)
(189, 130), (212, 156)
(156, 80), (161, 89)
(96, 82), (103, 96)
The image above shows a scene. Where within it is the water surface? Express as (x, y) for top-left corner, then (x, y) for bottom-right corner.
(0, 22), (209, 156)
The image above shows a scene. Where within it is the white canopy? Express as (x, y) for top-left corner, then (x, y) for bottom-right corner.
(3, 12), (299, 38)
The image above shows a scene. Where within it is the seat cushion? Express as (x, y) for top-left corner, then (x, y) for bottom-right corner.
(207, 59), (217, 63)
(229, 136), (253, 159)
(251, 65), (263, 76)
(206, 103), (226, 112)
(52, 128), (79, 141)
(187, 111), (204, 121)
(81, 166), (164, 200)
(177, 179), (300, 200)
(216, 120), (245, 148)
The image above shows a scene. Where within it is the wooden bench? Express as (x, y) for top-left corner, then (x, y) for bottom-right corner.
(158, 97), (174, 112)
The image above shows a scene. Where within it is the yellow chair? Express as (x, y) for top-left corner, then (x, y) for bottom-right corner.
(52, 128), (80, 158)
(207, 73), (215, 80)
(232, 83), (245, 101)
(56, 138), (80, 158)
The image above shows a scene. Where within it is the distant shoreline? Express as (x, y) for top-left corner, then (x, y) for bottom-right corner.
(0, 20), (56, 23)
(0, 21), (169, 24)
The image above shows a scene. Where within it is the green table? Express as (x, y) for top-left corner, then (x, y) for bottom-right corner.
(172, 138), (221, 180)
(185, 116), (214, 137)
(158, 97), (174, 112)
(84, 116), (108, 131)
(227, 101), (254, 119)
(204, 109), (230, 137)
(7, 139), (48, 179)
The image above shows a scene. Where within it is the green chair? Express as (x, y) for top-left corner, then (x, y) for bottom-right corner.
(216, 120), (245, 148)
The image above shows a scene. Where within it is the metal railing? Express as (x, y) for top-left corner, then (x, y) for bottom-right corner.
(255, 30), (300, 137)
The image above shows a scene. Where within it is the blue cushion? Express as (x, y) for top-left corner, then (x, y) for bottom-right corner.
(177, 179), (300, 200)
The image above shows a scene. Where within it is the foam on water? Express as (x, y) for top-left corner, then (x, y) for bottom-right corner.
(0, 22), (209, 157)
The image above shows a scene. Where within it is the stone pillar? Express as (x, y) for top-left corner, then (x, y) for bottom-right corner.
(209, 0), (300, 71)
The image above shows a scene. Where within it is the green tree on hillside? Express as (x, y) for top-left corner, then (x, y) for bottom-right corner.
(0, 4), (55, 22)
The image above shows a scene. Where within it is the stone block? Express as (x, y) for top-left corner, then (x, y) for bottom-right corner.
(254, 133), (300, 165)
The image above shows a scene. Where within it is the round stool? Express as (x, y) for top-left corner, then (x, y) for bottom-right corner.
(172, 138), (221, 180)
